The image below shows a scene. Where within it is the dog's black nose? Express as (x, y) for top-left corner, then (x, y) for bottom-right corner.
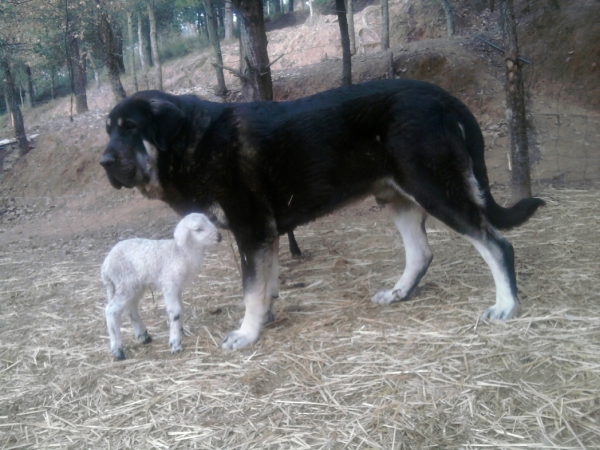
(100, 154), (116, 168)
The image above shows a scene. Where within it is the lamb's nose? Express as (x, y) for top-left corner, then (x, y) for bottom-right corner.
(100, 154), (116, 168)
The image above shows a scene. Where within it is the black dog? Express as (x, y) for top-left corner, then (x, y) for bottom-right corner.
(100, 80), (544, 350)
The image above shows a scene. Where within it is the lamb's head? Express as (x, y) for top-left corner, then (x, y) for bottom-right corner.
(174, 213), (222, 249)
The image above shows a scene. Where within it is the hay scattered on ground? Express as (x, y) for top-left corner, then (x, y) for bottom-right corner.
(1, 187), (600, 449)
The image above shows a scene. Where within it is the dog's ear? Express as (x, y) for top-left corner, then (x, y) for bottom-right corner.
(148, 99), (187, 151)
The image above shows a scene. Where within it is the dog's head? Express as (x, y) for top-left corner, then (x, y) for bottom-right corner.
(100, 91), (188, 199)
(174, 213), (222, 249)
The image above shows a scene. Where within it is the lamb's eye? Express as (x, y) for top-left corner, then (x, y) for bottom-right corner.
(194, 228), (204, 232)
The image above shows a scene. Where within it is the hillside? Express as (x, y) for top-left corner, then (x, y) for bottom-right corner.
(0, 0), (598, 234)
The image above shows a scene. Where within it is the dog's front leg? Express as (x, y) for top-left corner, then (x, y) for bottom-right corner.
(222, 243), (274, 350)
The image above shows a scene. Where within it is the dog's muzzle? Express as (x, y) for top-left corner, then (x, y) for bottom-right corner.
(100, 154), (124, 189)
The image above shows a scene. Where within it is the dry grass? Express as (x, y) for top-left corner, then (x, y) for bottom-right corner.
(1, 187), (600, 449)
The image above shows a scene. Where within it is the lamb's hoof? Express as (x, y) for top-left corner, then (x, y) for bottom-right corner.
(263, 309), (275, 325)
(138, 331), (152, 344)
(170, 340), (183, 354)
(222, 329), (258, 351)
(113, 348), (126, 360)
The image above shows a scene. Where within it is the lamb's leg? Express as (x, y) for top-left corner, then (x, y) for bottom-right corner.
(163, 287), (184, 354)
(125, 292), (152, 344)
(105, 294), (129, 360)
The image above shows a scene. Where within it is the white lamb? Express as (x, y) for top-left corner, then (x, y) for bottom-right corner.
(101, 213), (221, 360)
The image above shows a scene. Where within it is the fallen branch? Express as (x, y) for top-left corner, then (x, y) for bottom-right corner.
(475, 34), (532, 65)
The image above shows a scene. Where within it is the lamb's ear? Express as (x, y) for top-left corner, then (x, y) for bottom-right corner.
(173, 219), (189, 247)
(148, 99), (187, 151)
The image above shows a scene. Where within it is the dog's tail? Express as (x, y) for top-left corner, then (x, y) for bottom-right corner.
(461, 107), (545, 230)
(483, 192), (546, 230)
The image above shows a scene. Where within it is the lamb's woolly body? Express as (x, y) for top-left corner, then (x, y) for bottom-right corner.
(101, 213), (220, 360)
(102, 238), (204, 296)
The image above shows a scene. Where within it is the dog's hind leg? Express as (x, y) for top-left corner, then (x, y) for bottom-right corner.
(266, 236), (280, 324)
(222, 240), (277, 350)
(372, 199), (433, 305)
(463, 227), (519, 320)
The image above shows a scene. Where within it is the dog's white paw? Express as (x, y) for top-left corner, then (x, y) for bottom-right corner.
(221, 329), (259, 350)
(481, 303), (519, 321)
(238, 310), (274, 327)
(371, 288), (406, 305)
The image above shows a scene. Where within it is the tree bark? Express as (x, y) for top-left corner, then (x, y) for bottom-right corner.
(67, 34), (89, 113)
(88, 53), (100, 89)
(204, 0), (227, 96)
(24, 65), (35, 108)
(97, 0), (127, 101)
(115, 26), (126, 74)
(499, 0), (532, 200)
(127, 12), (139, 92)
(233, 0), (273, 101)
(50, 67), (56, 99)
(441, 0), (455, 36)
(381, 0), (390, 51)
(3, 85), (11, 118)
(288, 0), (294, 13)
(147, 0), (163, 91)
(347, 0), (356, 55)
(1, 51), (29, 155)
(137, 14), (148, 73)
(224, 1), (233, 40)
(335, 0), (352, 85)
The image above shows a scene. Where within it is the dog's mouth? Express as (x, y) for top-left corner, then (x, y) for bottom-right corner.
(101, 157), (148, 190)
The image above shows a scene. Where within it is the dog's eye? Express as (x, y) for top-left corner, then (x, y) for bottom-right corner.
(123, 120), (136, 130)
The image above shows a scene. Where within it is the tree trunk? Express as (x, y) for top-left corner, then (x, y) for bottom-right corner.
(50, 67), (56, 99)
(204, 0), (228, 96)
(88, 53), (100, 89)
(308, 0), (313, 17)
(97, 1), (127, 101)
(68, 35), (89, 113)
(347, 0), (356, 55)
(3, 86), (11, 118)
(1, 52), (29, 155)
(441, 0), (455, 36)
(25, 65), (35, 108)
(147, 1), (163, 91)
(335, 0), (352, 85)
(127, 12), (139, 92)
(233, 0), (273, 101)
(137, 14), (148, 73)
(115, 27), (126, 74)
(224, 1), (233, 40)
(274, 0), (281, 14)
(288, 0), (294, 13)
(499, 0), (532, 200)
(381, 0), (390, 51)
